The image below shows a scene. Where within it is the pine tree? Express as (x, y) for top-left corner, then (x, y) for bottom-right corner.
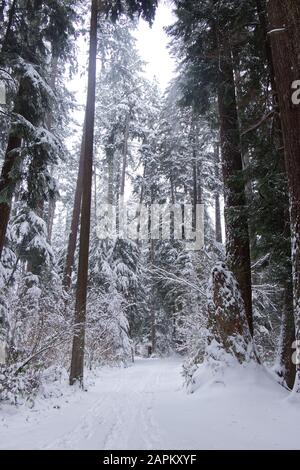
(0, 0), (78, 260)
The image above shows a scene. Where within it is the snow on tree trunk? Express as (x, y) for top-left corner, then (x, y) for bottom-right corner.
(206, 263), (254, 367)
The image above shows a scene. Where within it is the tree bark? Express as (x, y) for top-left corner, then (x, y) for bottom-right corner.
(69, 0), (98, 386)
(63, 121), (86, 290)
(191, 119), (199, 231)
(217, 45), (253, 336)
(0, 134), (21, 260)
(267, 0), (300, 392)
(214, 142), (222, 244)
(215, 194), (222, 244)
(256, 0), (295, 389)
(277, 280), (296, 389)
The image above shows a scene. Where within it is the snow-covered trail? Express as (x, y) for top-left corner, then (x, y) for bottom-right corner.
(0, 358), (182, 450)
(1, 357), (300, 450)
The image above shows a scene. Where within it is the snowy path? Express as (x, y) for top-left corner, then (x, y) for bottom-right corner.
(1, 357), (300, 450)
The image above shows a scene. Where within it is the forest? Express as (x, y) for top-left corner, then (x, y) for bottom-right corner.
(0, 0), (300, 451)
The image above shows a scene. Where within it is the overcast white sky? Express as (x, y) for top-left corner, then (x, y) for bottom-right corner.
(134, 2), (176, 91)
(69, 2), (176, 117)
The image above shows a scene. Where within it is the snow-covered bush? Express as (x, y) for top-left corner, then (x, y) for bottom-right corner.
(0, 364), (41, 405)
(86, 287), (132, 368)
(180, 244), (224, 382)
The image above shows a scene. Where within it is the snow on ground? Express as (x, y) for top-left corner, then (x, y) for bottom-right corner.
(0, 357), (300, 450)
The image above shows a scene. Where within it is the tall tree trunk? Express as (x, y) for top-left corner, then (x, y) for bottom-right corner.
(215, 193), (222, 244)
(217, 45), (253, 336)
(192, 158), (198, 222)
(214, 142), (222, 244)
(256, 0), (277, 96)
(191, 119), (198, 231)
(267, 0), (300, 392)
(0, 133), (21, 260)
(277, 280), (296, 389)
(63, 120), (86, 290)
(69, 0), (98, 386)
(255, 0), (295, 388)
